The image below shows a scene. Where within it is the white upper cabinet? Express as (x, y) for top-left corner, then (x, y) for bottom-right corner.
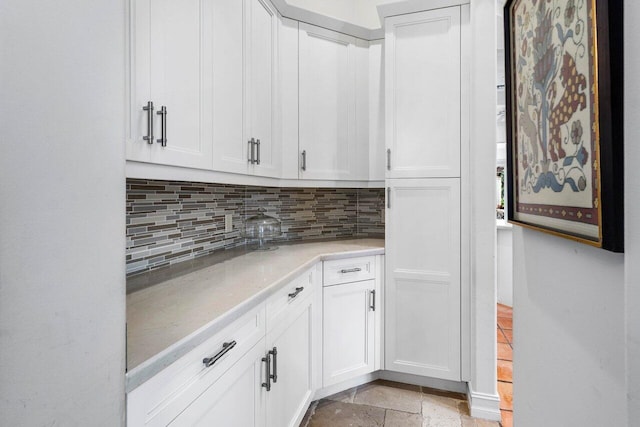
(127, 0), (213, 169)
(298, 23), (368, 181)
(211, 0), (280, 178)
(210, 0), (245, 175)
(127, 0), (381, 185)
(279, 17), (300, 180)
(368, 39), (385, 181)
(385, 7), (461, 178)
(246, 0), (280, 178)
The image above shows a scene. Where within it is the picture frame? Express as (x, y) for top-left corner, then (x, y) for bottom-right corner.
(504, 0), (624, 252)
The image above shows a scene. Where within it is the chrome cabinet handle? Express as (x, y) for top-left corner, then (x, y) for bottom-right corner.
(387, 188), (391, 209)
(288, 286), (304, 299)
(339, 268), (361, 274)
(156, 106), (167, 147)
(387, 148), (391, 170)
(301, 150), (307, 171)
(262, 352), (272, 391)
(202, 340), (237, 367)
(269, 347), (277, 383)
(248, 138), (255, 164)
(256, 139), (261, 165)
(143, 101), (154, 144)
(370, 290), (376, 311)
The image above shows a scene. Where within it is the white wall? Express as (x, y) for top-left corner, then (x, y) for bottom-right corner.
(496, 228), (513, 306)
(0, 0), (126, 425)
(468, 0), (500, 418)
(625, 0), (640, 421)
(512, 231), (626, 426)
(512, 1), (633, 423)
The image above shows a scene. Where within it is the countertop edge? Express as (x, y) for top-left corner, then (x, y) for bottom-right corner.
(125, 245), (385, 392)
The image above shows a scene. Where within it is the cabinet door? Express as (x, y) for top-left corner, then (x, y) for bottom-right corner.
(210, 0), (246, 175)
(385, 178), (461, 381)
(142, 0), (212, 169)
(169, 341), (265, 427)
(266, 295), (314, 427)
(279, 17), (300, 180)
(127, 0), (152, 163)
(323, 280), (375, 387)
(368, 39), (386, 181)
(246, 0), (280, 178)
(299, 23), (357, 180)
(385, 7), (461, 178)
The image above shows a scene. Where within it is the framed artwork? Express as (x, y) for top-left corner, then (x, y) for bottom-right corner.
(504, 0), (624, 252)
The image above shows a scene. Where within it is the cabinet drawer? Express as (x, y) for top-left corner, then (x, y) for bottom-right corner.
(126, 306), (265, 427)
(323, 256), (375, 286)
(266, 266), (315, 330)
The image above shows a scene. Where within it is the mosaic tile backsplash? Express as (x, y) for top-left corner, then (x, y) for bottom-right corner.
(126, 179), (385, 275)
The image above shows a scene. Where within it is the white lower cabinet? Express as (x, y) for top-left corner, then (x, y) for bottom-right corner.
(126, 266), (319, 427)
(322, 279), (376, 387)
(321, 256), (381, 388)
(126, 306), (265, 426)
(265, 291), (316, 427)
(168, 340), (266, 427)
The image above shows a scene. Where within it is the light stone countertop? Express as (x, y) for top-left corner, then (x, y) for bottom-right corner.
(126, 238), (384, 391)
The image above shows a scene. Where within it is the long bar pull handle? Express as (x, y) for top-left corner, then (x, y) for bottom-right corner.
(156, 106), (167, 147)
(387, 149), (391, 170)
(248, 138), (255, 164)
(370, 290), (376, 311)
(202, 340), (237, 367)
(269, 347), (277, 383)
(301, 150), (307, 171)
(143, 101), (154, 144)
(288, 286), (304, 300)
(387, 188), (391, 209)
(340, 268), (362, 274)
(262, 352), (272, 391)
(256, 139), (261, 165)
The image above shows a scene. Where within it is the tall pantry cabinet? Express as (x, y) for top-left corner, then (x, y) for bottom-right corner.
(384, 5), (469, 382)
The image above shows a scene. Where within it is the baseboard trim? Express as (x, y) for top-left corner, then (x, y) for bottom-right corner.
(378, 370), (467, 394)
(313, 373), (379, 400)
(313, 370), (469, 401)
(467, 383), (502, 421)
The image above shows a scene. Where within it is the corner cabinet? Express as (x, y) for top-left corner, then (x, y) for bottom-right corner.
(298, 23), (369, 181)
(127, 0), (213, 169)
(384, 4), (469, 382)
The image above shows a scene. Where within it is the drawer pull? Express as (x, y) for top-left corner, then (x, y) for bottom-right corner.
(288, 286), (304, 300)
(202, 340), (237, 368)
(370, 289), (376, 311)
(340, 268), (362, 274)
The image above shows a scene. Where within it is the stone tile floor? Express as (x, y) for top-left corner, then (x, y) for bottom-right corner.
(299, 380), (501, 427)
